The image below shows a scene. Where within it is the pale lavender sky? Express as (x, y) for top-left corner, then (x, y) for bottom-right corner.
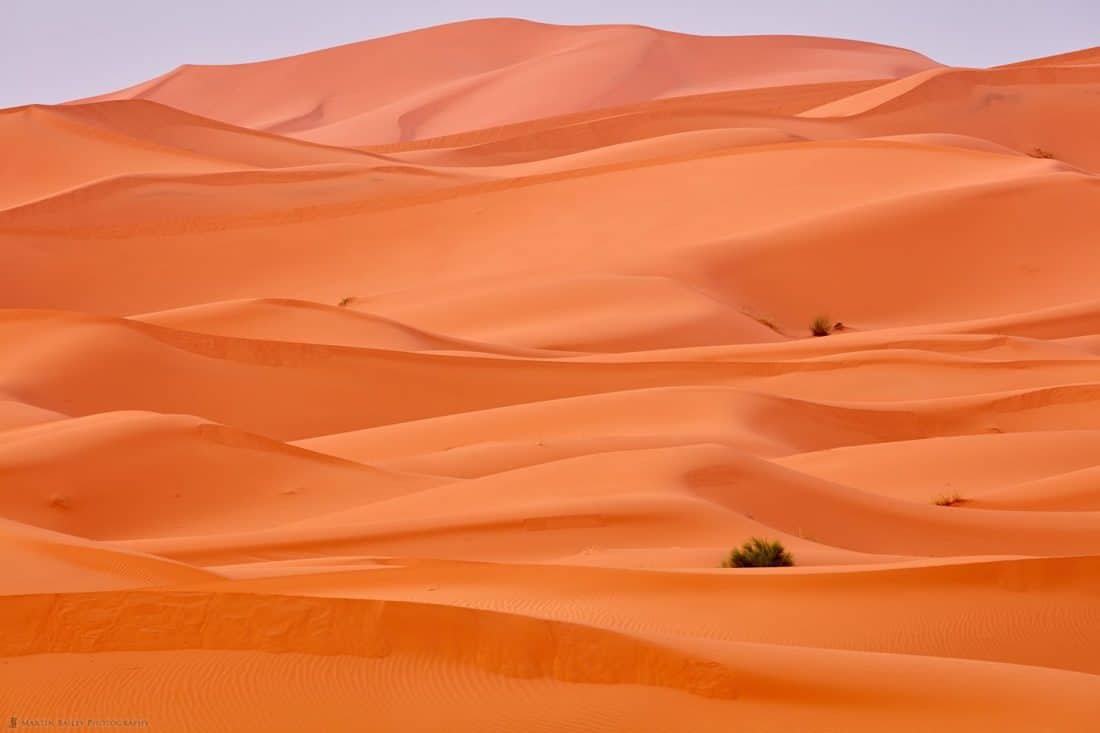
(3, 0), (1097, 108)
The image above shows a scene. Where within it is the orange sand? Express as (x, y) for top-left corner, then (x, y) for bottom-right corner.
(2, 18), (1099, 732)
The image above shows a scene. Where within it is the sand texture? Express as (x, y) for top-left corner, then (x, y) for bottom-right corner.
(2, 18), (1099, 732)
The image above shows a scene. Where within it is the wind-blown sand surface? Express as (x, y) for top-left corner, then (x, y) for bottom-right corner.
(2, 18), (1099, 732)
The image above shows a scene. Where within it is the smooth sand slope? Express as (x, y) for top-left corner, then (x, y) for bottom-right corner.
(2, 19), (1100, 732)
(79, 18), (940, 145)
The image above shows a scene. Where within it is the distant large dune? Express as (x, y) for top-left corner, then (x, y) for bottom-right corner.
(77, 18), (941, 145)
(2, 18), (1099, 732)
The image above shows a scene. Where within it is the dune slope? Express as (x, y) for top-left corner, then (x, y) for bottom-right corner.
(80, 18), (940, 146)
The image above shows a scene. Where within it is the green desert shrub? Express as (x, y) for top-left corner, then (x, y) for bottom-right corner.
(722, 537), (794, 568)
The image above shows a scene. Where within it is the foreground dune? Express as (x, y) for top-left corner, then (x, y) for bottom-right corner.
(2, 18), (1099, 732)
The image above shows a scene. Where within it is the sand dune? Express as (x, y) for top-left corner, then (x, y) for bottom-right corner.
(0, 519), (219, 595)
(0, 399), (67, 431)
(5, 139), (1096, 328)
(998, 45), (1100, 69)
(0, 100), (386, 211)
(177, 555), (1100, 673)
(5, 594), (1096, 732)
(0, 410), (439, 539)
(133, 298), (554, 355)
(778, 430), (1100, 501)
(2, 18), (1099, 731)
(968, 464), (1100, 511)
(802, 65), (1100, 169)
(80, 19), (939, 145)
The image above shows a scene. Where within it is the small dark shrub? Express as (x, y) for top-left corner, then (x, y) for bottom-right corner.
(1029, 147), (1055, 159)
(338, 296), (354, 307)
(933, 492), (965, 507)
(722, 537), (794, 568)
(810, 316), (833, 337)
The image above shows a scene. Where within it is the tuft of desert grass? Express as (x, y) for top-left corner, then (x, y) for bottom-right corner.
(933, 492), (965, 507)
(721, 537), (794, 568)
(810, 316), (833, 337)
(337, 296), (354, 307)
